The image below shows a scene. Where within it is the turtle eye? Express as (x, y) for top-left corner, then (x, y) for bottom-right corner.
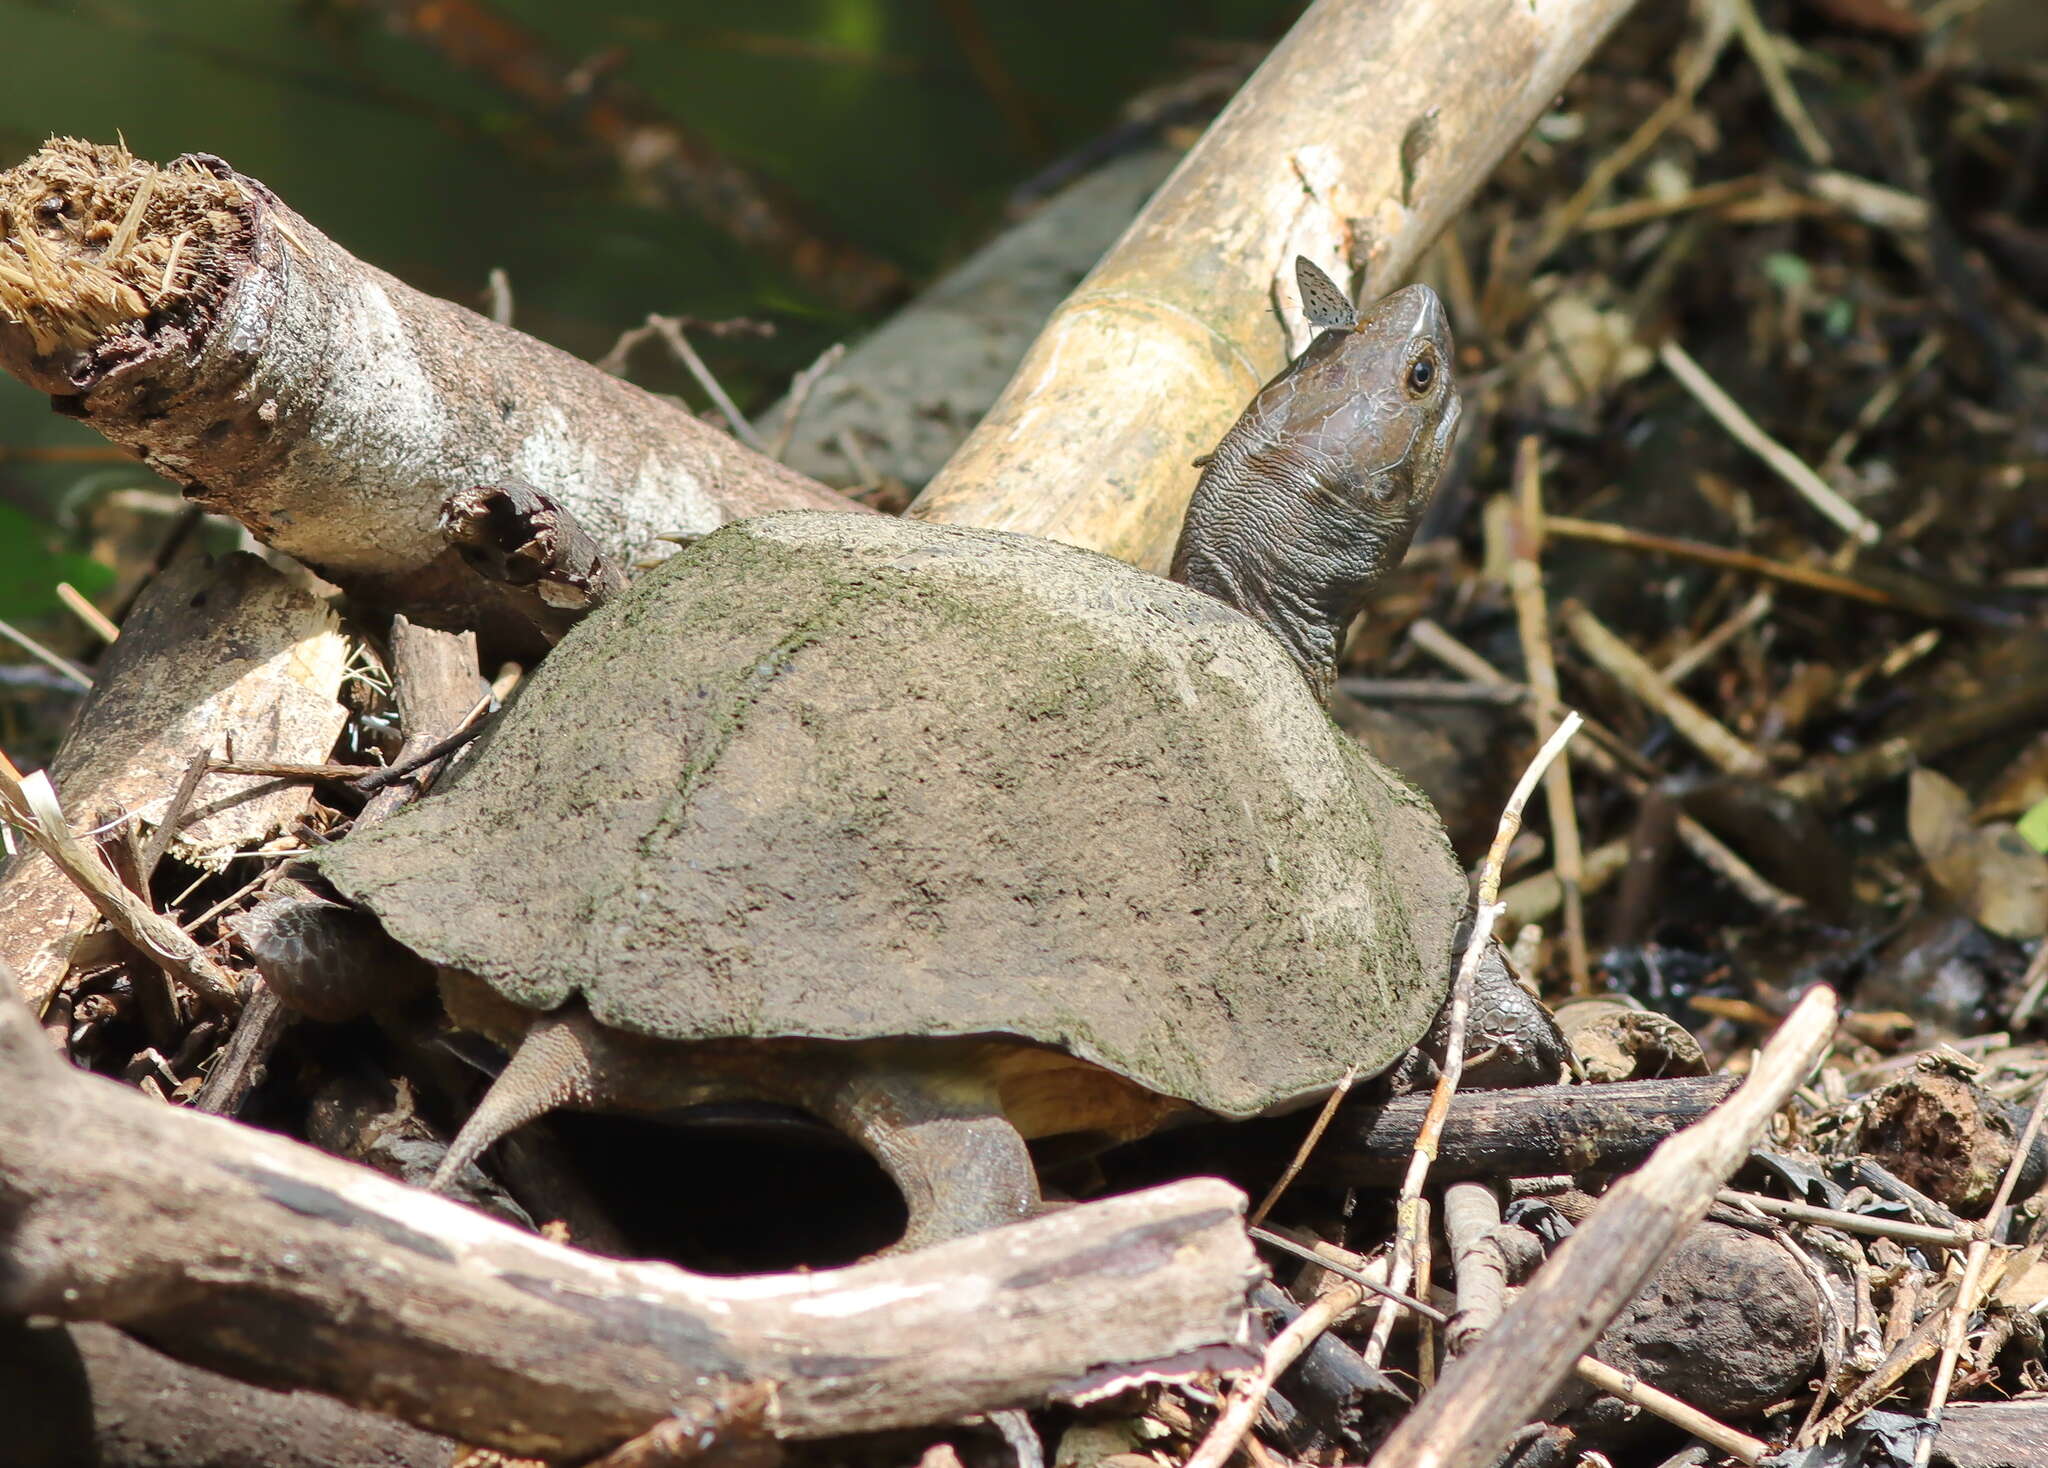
(1406, 353), (1436, 396)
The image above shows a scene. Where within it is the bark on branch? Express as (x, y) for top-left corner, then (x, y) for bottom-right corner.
(0, 991), (1260, 1461)
(0, 140), (857, 639)
(911, 0), (1641, 568)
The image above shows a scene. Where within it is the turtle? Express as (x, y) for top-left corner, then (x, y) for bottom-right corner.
(245, 259), (1562, 1250)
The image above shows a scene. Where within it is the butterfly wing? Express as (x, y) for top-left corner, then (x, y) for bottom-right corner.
(1294, 256), (1359, 331)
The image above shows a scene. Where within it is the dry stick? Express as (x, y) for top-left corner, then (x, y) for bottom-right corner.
(1248, 1067), (1356, 1228)
(1575, 174), (1769, 233)
(1369, 985), (1838, 1468)
(56, 582), (121, 642)
(1510, 438), (1590, 994)
(205, 716), (487, 794)
(1414, 1199), (1439, 1391)
(1573, 1358), (1771, 1466)
(0, 614), (92, 689)
(1525, 27), (1729, 266)
(1915, 1080), (2048, 1468)
(1543, 516), (1913, 612)
(137, 748), (210, 887)
(1821, 332), (1945, 479)
(1725, 0), (1832, 166)
(0, 756), (239, 1014)
(1364, 715), (1587, 1370)
(1182, 1280), (1367, 1468)
(911, 0), (1642, 570)
(769, 341), (847, 463)
(1249, 1228), (1437, 1316)
(1562, 601), (1771, 777)
(1407, 619), (1801, 918)
(1775, 675), (2048, 809)
(1659, 588), (1773, 687)
(1713, 1189), (1971, 1251)
(0, 1013), (1259, 1463)
(644, 314), (768, 455)
(2010, 940), (2048, 1029)
(1444, 1180), (1509, 1355)
(1268, 1223), (1770, 1462)
(0, 142), (854, 636)
(1658, 339), (1879, 545)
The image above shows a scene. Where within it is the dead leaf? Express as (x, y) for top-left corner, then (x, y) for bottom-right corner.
(1909, 768), (2048, 939)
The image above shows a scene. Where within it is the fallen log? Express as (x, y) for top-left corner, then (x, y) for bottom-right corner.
(0, 140), (856, 640)
(0, 986), (1260, 1461)
(911, 0), (1640, 570)
(0, 1319), (458, 1468)
(1307, 1075), (1741, 1186)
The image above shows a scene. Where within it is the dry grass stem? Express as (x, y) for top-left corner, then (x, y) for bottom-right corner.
(1658, 339), (1879, 545)
(55, 582), (120, 643)
(1365, 711), (1585, 1369)
(0, 753), (240, 1013)
(1249, 1065), (1356, 1228)
(1509, 437), (1590, 993)
(1563, 601), (1770, 777)
(0, 614), (92, 688)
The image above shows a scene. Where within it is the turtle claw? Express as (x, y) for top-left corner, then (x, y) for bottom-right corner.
(431, 1006), (607, 1191)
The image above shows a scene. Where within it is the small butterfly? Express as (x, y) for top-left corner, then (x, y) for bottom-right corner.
(1295, 256), (1358, 331)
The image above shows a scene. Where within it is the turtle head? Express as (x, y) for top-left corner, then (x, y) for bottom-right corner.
(1171, 261), (1460, 703)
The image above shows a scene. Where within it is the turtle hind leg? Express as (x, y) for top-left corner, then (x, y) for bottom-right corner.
(431, 1007), (606, 1192)
(809, 1057), (1043, 1252)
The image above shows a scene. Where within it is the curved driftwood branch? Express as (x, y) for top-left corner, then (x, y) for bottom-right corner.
(0, 140), (857, 637)
(910, 0), (1640, 570)
(0, 990), (1260, 1461)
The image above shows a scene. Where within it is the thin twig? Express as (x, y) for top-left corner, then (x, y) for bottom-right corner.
(1725, 0), (1832, 166)
(1658, 339), (1879, 545)
(1248, 1228), (1442, 1319)
(1509, 437), (1589, 994)
(1249, 1068), (1356, 1228)
(1563, 601), (1770, 777)
(1364, 713), (1586, 1370)
(1182, 1280), (1364, 1468)
(769, 341), (846, 461)
(55, 582), (120, 642)
(0, 614), (92, 689)
(1714, 1189), (1971, 1250)
(1915, 1080), (2048, 1468)
(1573, 1357), (1771, 1465)
(138, 747), (211, 887)
(1659, 589), (1773, 687)
(646, 314), (768, 454)
(1543, 516), (1914, 611)
(1409, 619), (1801, 917)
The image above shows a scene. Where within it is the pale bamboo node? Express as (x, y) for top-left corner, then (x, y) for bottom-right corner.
(1658, 338), (1881, 546)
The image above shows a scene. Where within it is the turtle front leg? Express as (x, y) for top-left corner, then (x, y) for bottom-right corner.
(806, 1057), (1043, 1251)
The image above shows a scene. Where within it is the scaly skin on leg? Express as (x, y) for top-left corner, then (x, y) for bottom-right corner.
(233, 874), (433, 1022)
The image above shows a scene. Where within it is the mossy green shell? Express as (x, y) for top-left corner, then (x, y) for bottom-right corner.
(320, 514), (1463, 1118)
